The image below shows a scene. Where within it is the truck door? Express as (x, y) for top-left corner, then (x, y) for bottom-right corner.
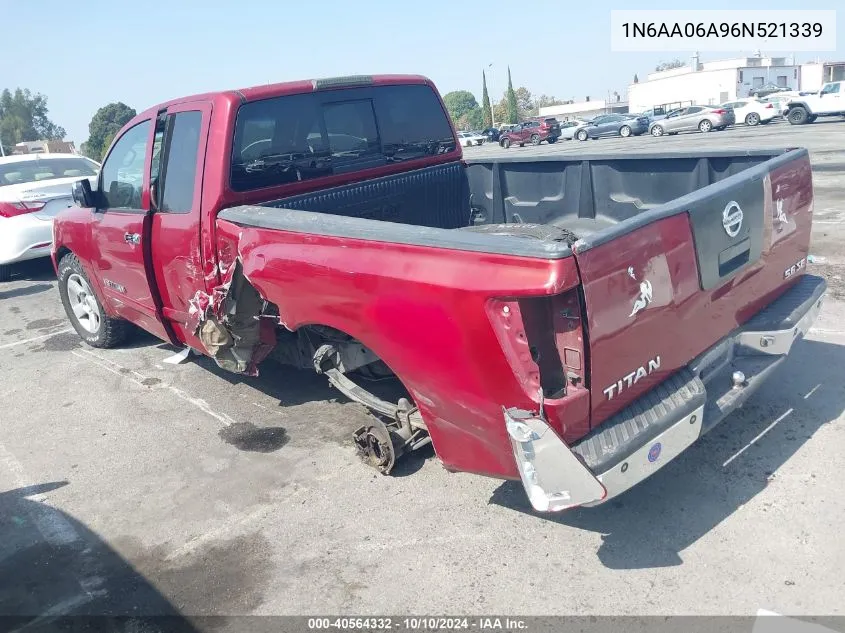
(820, 81), (841, 111)
(147, 102), (212, 348)
(89, 118), (171, 342)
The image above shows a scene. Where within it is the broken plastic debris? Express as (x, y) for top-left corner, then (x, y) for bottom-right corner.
(163, 347), (194, 365)
(807, 255), (824, 264)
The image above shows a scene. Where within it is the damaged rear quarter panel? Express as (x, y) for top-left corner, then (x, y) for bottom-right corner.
(214, 218), (582, 478)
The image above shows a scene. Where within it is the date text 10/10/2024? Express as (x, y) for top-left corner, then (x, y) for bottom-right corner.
(308, 617), (528, 630)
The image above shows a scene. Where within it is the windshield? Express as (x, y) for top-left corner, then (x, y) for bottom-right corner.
(0, 157), (100, 187)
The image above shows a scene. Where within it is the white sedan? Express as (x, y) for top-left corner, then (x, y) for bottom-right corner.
(720, 98), (778, 126)
(456, 131), (486, 147)
(0, 153), (100, 281)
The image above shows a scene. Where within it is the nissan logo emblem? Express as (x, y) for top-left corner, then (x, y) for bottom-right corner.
(723, 201), (744, 237)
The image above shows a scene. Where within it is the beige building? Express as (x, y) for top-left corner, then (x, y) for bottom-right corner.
(13, 140), (77, 155)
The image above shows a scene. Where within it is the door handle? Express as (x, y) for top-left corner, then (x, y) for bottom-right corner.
(124, 232), (141, 245)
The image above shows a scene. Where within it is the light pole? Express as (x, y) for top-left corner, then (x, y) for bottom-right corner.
(488, 63), (495, 128)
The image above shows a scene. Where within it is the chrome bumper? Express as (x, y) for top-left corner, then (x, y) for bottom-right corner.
(505, 275), (826, 513)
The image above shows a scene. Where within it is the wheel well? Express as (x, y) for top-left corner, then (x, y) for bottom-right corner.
(55, 245), (72, 264)
(788, 102), (809, 111)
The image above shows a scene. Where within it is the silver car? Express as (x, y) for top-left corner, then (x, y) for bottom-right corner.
(648, 105), (735, 136)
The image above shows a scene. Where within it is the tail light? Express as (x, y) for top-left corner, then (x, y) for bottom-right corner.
(711, 109), (727, 115)
(487, 289), (587, 401)
(765, 103), (774, 108)
(0, 201), (46, 218)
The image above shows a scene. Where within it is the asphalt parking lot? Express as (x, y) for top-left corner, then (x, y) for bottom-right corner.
(2, 118), (845, 625)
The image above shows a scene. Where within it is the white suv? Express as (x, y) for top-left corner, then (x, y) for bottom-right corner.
(786, 82), (845, 125)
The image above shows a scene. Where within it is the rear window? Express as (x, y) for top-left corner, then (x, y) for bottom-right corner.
(0, 157), (100, 187)
(230, 84), (457, 192)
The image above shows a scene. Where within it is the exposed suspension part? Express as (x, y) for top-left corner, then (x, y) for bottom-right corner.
(313, 343), (428, 474)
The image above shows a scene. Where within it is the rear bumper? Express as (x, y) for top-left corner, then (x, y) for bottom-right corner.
(504, 274), (827, 512)
(0, 215), (55, 266)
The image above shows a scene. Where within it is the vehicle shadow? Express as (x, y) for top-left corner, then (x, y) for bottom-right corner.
(488, 338), (845, 570)
(2, 258), (57, 283)
(0, 283), (53, 301)
(0, 481), (201, 632)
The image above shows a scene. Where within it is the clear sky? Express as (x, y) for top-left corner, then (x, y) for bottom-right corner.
(1, 0), (842, 145)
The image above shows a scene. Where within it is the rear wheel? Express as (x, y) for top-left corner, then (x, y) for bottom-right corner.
(650, 125), (664, 137)
(501, 137), (511, 149)
(745, 112), (760, 126)
(58, 253), (128, 348)
(530, 134), (540, 146)
(576, 129), (589, 141)
(0, 264), (11, 283)
(620, 125), (632, 137)
(788, 106), (809, 125)
(547, 136), (557, 144)
(698, 119), (713, 132)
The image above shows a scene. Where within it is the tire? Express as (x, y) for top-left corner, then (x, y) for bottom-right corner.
(788, 106), (809, 125)
(698, 119), (713, 132)
(58, 253), (128, 348)
(650, 125), (664, 137)
(501, 137), (511, 149)
(620, 125), (632, 138)
(0, 264), (11, 283)
(547, 137), (557, 144)
(530, 134), (540, 146)
(745, 112), (760, 126)
(518, 143), (525, 147)
(576, 129), (589, 141)
(465, 140), (472, 147)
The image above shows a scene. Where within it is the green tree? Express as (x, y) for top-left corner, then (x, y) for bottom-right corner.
(457, 108), (484, 131)
(505, 67), (519, 124)
(84, 102), (136, 160)
(0, 88), (66, 154)
(515, 87), (536, 118)
(492, 96), (508, 126)
(442, 90), (480, 124)
(481, 71), (492, 128)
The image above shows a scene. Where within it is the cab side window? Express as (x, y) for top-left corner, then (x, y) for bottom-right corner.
(100, 120), (151, 210)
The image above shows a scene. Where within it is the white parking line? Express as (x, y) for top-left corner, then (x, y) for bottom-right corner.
(71, 348), (238, 427)
(723, 408), (794, 467)
(0, 328), (73, 351)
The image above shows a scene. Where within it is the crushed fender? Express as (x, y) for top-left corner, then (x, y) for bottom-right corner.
(189, 258), (276, 377)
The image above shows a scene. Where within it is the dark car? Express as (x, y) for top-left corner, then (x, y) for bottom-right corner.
(574, 114), (649, 141)
(749, 83), (791, 98)
(499, 118), (561, 148)
(481, 127), (500, 142)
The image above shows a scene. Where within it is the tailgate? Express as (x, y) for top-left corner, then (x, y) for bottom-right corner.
(572, 150), (814, 427)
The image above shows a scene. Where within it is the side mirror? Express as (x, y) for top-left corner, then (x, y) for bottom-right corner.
(72, 179), (96, 208)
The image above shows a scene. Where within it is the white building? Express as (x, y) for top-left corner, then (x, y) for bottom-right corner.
(799, 61), (845, 91)
(628, 55), (800, 113)
(539, 96), (629, 121)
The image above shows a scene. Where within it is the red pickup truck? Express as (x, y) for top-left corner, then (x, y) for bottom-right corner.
(53, 74), (825, 513)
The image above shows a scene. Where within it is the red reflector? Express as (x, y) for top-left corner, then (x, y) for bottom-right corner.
(0, 201), (47, 218)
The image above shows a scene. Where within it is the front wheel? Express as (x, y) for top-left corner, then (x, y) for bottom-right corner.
(745, 112), (760, 126)
(620, 125), (632, 137)
(547, 137), (557, 144)
(650, 125), (664, 137)
(576, 129), (589, 141)
(58, 253), (128, 348)
(788, 106), (809, 125)
(530, 134), (540, 146)
(698, 119), (713, 132)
